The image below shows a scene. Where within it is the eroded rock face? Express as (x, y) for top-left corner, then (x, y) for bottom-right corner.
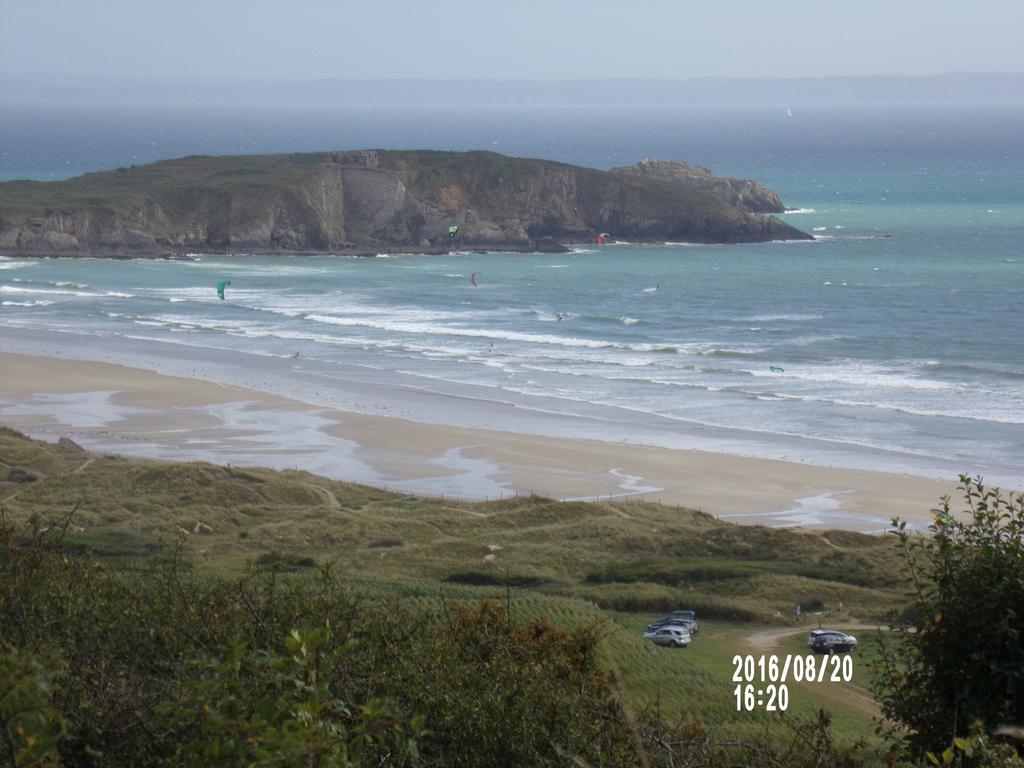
(611, 159), (787, 214)
(57, 437), (85, 452)
(0, 150), (809, 254)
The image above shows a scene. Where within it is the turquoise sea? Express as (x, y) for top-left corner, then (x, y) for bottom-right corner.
(1, 104), (1022, 485)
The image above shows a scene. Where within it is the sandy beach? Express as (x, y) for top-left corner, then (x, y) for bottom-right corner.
(0, 351), (964, 532)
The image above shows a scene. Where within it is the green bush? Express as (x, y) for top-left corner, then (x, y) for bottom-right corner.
(0, 514), (638, 766)
(871, 476), (1024, 759)
(254, 551), (318, 570)
(158, 630), (421, 767)
(443, 569), (545, 587)
(0, 650), (65, 767)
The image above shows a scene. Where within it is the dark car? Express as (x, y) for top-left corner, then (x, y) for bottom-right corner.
(809, 630), (857, 653)
(646, 610), (699, 635)
(648, 618), (696, 633)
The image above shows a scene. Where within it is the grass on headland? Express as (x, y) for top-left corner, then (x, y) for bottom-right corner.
(0, 426), (907, 748)
(0, 427), (906, 620)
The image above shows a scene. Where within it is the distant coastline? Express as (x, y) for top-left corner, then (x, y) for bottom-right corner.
(3, 72), (1022, 106)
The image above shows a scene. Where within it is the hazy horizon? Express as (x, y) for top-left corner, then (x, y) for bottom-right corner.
(5, 71), (1023, 84)
(3, 72), (1022, 107)
(2, 0), (1023, 82)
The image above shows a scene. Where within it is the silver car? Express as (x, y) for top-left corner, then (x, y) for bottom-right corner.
(643, 625), (692, 648)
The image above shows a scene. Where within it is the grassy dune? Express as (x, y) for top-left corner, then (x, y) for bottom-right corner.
(1, 427), (906, 743)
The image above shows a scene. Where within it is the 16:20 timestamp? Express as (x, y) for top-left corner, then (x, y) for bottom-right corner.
(733, 683), (789, 711)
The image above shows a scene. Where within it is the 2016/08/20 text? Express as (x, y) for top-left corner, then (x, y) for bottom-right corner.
(732, 654), (854, 685)
(731, 654), (854, 712)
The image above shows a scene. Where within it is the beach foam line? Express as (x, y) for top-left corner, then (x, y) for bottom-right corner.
(743, 313), (823, 322)
(1, 285), (93, 297)
(123, 316), (519, 362)
(0, 285), (134, 298)
(922, 360), (1024, 381)
(754, 390), (1024, 426)
(746, 362), (955, 391)
(179, 261), (333, 276)
(304, 312), (651, 350)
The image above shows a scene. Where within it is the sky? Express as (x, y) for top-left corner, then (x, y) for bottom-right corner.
(1, 0), (1022, 81)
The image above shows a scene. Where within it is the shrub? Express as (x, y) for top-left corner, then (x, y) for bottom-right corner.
(443, 569), (544, 587)
(366, 538), (402, 549)
(800, 597), (826, 612)
(254, 551), (318, 570)
(871, 476), (1024, 759)
(0, 514), (639, 766)
(0, 649), (66, 767)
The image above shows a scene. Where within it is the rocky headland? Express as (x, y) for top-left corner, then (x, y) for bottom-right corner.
(0, 150), (810, 256)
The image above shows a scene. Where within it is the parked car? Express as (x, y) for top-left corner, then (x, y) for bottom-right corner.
(663, 610), (695, 624)
(649, 618), (697, 634)
(647, 610), (699, 634)
(808, 630), (857, 653)
(807, 629), (857, 647)
(643, 625), (692, 648)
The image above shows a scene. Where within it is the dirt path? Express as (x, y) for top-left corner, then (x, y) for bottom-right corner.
(739, 623), (885, 721)
(72, 457), (97, 475)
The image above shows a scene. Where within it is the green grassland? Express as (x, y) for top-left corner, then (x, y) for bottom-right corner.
(0, 153), (329, 215)
(0, 149), (687, 220)
(0, 427), (907, 745)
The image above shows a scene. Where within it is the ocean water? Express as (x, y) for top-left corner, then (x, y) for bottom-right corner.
(1, 104), (1022, 485)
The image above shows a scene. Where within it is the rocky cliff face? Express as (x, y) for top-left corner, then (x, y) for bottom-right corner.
(611, 159), (786, 214)
(0, 150), (809, 255)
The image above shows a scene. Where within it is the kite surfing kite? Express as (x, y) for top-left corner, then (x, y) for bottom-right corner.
(448, 225), (460, 239)
(469, 272), (478, 287)
(216, 280), (231, 300)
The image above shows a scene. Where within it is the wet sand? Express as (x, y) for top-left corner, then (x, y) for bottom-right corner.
(0, 351), (962, 532)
